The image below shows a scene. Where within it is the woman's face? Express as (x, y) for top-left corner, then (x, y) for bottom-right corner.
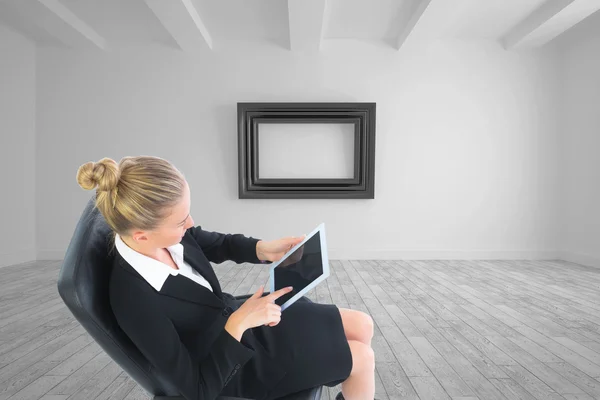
(166, 181), (195, 245)
(128, 181), (195, 249)
(150, 181), (195, 248)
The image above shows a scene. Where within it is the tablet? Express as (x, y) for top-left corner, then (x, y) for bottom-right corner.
(268, 223), (329, 311)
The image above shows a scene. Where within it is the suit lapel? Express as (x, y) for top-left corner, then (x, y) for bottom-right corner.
(180, 239), (224, 298)
(157, 239), (227, 308)
(159, 273), (225, 309)
(115, 240), (227, 310)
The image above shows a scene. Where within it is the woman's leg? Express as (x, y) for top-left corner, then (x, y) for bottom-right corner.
(338, 308), (375, 346)
(341, 340), (375, 400)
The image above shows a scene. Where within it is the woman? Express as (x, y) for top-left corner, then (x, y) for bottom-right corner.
(76, 156), (376, 400)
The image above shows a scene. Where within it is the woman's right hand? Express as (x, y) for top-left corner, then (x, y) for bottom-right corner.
(227, 285), (294, 336)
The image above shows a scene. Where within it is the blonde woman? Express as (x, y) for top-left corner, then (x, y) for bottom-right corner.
(76, 156), (376, 400)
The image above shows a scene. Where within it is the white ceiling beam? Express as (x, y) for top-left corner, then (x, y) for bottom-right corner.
(396, 0), (435, 50)
(25, 0), (107, 49)
(287, 0), (327, 52)
(502, 0), (600, 49)
(144, 0), (212, 52)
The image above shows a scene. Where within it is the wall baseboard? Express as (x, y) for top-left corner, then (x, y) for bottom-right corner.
(327, 249), (561, 260)
(0, 249), (37, 268)
(36, 250), (66, 261)
(559, 251), (600, 269)
(31, 249), (563, 262)
(6, 249), (596, 268)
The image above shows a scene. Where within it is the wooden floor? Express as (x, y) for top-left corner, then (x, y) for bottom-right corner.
(1, 259), (600, 400)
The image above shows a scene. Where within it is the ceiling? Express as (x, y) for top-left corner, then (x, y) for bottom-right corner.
(0, 0), (598, 52)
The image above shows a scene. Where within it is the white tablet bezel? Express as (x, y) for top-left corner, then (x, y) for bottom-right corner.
(268, 222), (329, 311)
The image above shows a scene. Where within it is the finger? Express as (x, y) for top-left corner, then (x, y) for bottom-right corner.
(268, 314), (281, 326)
(267, 286), (293, 301)
(267, 303), (281, 311)
(273, 286), (293, 297)
(251, 285), (264, 299)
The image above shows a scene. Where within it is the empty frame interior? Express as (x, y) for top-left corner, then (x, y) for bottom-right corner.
(257, 122), (355, 179)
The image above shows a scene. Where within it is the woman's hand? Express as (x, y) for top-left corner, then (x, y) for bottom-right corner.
(228, 285), (293, 333)
(257, 234), (306, 262)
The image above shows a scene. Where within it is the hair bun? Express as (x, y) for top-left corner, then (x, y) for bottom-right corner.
(76, 158), (120, 192)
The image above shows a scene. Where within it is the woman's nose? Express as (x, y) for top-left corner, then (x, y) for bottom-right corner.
(185, 215), (195, 228)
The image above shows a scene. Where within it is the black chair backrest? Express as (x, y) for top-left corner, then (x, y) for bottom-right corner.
(57, 196), (180, 397)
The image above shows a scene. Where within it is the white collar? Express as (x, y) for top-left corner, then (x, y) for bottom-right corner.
(115, 233), (185, 292)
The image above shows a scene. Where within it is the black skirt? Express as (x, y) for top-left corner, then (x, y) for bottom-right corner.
(223, 296), (353, 400)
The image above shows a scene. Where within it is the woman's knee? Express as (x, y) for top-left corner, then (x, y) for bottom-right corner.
(340, 308), (375, 344)
(362, 313), (374, 341)
(347, 340), (375, 376)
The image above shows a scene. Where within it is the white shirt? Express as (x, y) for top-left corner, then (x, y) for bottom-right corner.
(115, 233), (214, 293)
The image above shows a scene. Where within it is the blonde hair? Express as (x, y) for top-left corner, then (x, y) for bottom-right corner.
(76, 156), (186, 253)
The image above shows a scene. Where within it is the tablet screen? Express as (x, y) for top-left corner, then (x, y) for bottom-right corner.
(273, 231), (324, 306)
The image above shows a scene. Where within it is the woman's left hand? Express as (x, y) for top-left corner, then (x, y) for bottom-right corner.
(256, 234), (306, 262)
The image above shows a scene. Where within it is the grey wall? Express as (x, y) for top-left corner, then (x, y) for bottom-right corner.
(556, 11), (600, 269)
(0, 26), (36, 268)
(34, 40), (562, 261)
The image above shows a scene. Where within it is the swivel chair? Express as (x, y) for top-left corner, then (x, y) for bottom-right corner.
(57, 196), (323, 400)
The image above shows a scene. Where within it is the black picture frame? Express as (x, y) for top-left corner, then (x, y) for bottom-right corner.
(237, 102), (376, 199)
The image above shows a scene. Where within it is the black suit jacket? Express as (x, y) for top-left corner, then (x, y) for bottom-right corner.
(109, 226), (285, 400)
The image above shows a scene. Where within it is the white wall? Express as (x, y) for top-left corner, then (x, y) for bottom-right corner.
(0, 25), (36, 268)
(36, 39), (561, 261)
(555, 12), (600, 269)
